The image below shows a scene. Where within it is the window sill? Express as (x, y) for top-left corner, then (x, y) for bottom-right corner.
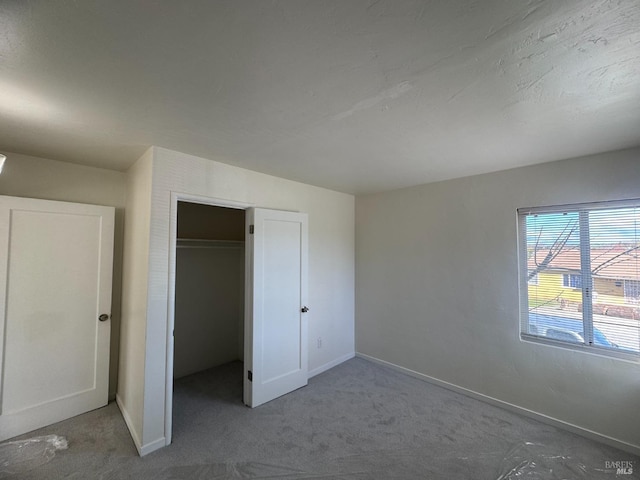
(520, 333), (640, 363)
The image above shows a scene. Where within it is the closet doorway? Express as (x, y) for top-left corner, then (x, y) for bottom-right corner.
(166, 194), (309, 446)
(173, 201), (246, 419)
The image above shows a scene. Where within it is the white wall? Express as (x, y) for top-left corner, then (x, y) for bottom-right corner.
(117, 149), (153, 450)
(356, 147), (640, 453)
(0, 152), (126, 399)
(174, 241), (244, 378)
(127, 146), (354, 454)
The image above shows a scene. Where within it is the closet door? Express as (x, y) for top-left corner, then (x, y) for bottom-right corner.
(244, 208), (308, 407)
(0, 196), (114, 441)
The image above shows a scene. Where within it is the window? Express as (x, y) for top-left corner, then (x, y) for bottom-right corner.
(624, 279), (640, 302)
(519, 199), (640, 356)
(562, 273), (582, 289)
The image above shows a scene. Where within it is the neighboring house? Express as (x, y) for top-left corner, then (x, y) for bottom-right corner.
(528, 246), (640, 317)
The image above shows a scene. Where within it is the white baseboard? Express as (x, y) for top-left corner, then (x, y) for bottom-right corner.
(356, 352), (640, 457)
(115, 394), (166, 457)
(115, 394), (142, 456)
(309, 352), (355, 378)
(115, 353), (355, 457)
(139, 436), (166, 456)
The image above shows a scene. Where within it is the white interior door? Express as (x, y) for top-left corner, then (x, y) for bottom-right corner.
(244, 208), (308, 407)
(0, 195), (114, 441)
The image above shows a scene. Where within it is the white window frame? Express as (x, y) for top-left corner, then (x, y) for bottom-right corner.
(518, 198), (640, 360)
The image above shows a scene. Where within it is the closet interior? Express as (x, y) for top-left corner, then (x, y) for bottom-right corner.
(173, 201), (246, 379)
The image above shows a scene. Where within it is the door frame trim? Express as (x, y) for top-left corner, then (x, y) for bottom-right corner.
(165, 192), (251, 445)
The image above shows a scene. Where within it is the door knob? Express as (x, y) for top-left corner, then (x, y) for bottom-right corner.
(301, 306), (309, 313)
(98, 314), (110, 322)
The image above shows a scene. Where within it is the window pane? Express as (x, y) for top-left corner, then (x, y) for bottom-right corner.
(524, 212), (586, 344)
(562, 274), (582, 288)
(588, 207), (640, 353)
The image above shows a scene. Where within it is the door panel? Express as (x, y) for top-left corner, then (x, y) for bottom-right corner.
(244, 208), (308, 407)
(0, 196), (114, 441)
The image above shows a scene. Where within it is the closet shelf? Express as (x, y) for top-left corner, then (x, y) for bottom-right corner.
(176, 238), (245, 249)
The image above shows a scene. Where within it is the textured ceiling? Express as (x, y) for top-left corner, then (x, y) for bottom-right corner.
(0, 0), (638, 194)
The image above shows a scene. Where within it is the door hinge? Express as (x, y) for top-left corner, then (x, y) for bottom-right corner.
(249, 225), (254, 234)
(247, 370), (253, 381)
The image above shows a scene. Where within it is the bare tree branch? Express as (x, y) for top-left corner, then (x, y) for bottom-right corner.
(590, 243), (619, 265)
(529, 291), (565, 311)
(528, 219), (578, 281)
(591, 246), (640, 275)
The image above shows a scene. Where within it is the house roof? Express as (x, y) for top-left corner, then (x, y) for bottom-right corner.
(528, 246), (640, 281)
